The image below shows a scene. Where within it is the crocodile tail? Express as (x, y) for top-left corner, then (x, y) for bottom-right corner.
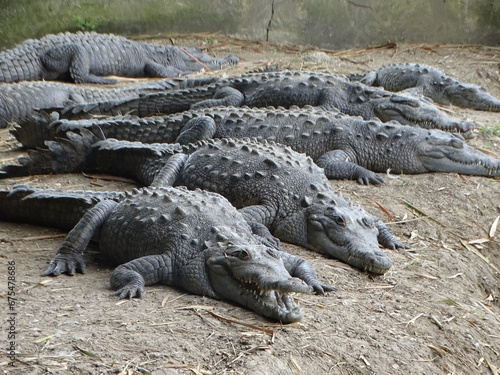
(245, 65), (283, 74)
(170, 77), (218, 89)
(11, 111), (62, 149)
(0, 185), (122, 231)
(346, 73), (365, 82)
(1, 128), (102, 178)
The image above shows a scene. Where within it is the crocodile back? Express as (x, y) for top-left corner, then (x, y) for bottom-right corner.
(98, 186), (257, 264)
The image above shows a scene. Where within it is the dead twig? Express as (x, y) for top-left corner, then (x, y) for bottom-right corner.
(400, 199), (445, 227)
(9, 233), (67, 241)
(372, 199), (395, 220)
(180, 46), (213, 72)
(204, 310), (275, 334)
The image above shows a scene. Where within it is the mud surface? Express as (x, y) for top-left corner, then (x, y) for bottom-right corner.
(0, 37), (499, 374)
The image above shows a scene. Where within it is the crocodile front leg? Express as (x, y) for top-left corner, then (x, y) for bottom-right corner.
(316, 150), (384, 185)
(239, 204), (277, 228)
(279, 251), (336, 295)
(239, 205), (281, 249)
(375, 219), (409, 250)
(247, 221), (281, 250)
(42, 200), (118, 276)
(110, 254), (173, 299)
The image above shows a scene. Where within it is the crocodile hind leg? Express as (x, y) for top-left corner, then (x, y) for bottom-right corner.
(190, 87), (245, 110)
(42, 200), (118, 276)
(150, 153), (189, 187)
(40, 43), (117, 84)
(175, 116), (217, 144)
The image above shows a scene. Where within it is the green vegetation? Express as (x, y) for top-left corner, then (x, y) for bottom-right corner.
(0, 0), (243, 50)
(0, 0), (498, 50)
(480, 123), (500, 137)
(73, 15), (98, 32)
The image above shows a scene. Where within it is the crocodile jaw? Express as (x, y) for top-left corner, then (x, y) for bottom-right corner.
(307, 223), (392, 274)
(418, 131), (500, 176)
(374, 96), (474, 134)
(443, 84), (500, 112)
(207, 245), (312, 323)
(301, 204), (392, 274)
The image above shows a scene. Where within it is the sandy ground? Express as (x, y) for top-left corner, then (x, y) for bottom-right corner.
(0, 36), (499, 375)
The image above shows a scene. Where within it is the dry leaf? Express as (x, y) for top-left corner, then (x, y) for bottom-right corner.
(426, 344), (451, 357)
(161, 294), (170, 307)
(460, 239), (500, 274)
(73, 345), (103, 361)
(489, 216), (499, 238)
(468, 238), (490, 245)
(414, 273), (439, 280)
(34, 334), (55, 343)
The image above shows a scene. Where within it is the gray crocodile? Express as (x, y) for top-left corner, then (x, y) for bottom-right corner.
(12, 106), (499, 180)
(1, 134), (406, 274)
(0, 185), (332, 322)
(349, 63), (500, 112)
(0, 77), (215, 128)
(0, 31), (238, 84)
(55, 70), (474, 134)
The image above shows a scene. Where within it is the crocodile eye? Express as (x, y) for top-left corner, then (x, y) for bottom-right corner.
(360, 217), (375, 228)
(390, 96), (420, 107)
(334, 215), (346, 226)
(450, 139), (464, 148)
(226, 249), (251, 260)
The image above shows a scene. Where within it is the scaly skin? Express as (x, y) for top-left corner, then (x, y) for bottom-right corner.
(350, 63), (500, 111)
(0, 31), (238, 84)
(0, 78), (216, 128)
(10, 107), (498, 179)
(0, 185), (332, 323)
(54, 70), (474, 134)
(2, 135), (408, 274)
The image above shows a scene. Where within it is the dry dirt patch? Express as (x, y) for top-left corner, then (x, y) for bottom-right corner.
(0, 36), (499, 374)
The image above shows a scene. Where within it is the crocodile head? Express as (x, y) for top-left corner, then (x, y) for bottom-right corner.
(373, 93), (474, 136)
(204, 242), (312, 323)
(274, 192), (392, 274)
(416, 130), (500, 176)
(441, 83), (500, 111)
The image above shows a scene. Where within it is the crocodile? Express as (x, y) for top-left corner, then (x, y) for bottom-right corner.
(1, 134), (407, 273)
(12, 106), (499, 180)
(54, 70), (474, 134)
(349, 63), (500, 112)
(0, 31), (238, 84)
(0, 185), (332, 322)
(0, 77), (215, 128)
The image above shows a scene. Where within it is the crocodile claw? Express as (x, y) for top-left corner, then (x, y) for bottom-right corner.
(113, 283), (145, 300)
(41, 252), (86, 276)
(310, 281), (336, 295)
